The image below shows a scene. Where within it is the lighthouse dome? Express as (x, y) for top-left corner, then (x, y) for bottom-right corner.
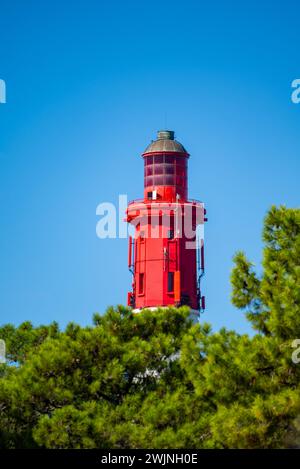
(142, 130), (189, 155)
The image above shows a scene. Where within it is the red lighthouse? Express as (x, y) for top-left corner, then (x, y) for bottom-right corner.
(126, 130), (206, 316)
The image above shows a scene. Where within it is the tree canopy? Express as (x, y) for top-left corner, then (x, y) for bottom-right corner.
(1, 205), (300, 449)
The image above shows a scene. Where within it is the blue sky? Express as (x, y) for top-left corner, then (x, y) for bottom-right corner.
(0, 0), (299, 334)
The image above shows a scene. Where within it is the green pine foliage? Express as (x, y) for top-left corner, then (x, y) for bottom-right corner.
(1, 205), (300, 448)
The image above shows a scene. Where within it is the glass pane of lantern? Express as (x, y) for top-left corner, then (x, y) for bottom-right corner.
(165, 165), (175, 174)
(146, 176), (153, 186)
(154, 164), (164, 175)
(154, 175), (164, 185)
(145, 156), (153, 165)
(176, 157), (186, 167)
(176, 176), (183, 186)
(154, 155), (163, 164)
(165, 175), (175, 185)
(165, 155), (175, 164)
(146, 166), (153, 176)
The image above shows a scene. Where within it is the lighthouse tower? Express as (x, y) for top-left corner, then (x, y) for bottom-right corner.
(126, 130), (206, 316)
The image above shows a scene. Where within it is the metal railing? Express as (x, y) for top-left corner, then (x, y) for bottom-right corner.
(128, 198), (204, 206)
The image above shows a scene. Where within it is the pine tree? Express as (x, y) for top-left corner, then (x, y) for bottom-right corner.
(0, 206), (299, 448)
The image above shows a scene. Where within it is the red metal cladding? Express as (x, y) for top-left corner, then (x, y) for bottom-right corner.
(126, 130), (206, 312)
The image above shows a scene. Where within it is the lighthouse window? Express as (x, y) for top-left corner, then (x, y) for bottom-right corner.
(165, 175), (175, 185)
(145, 156), (153, 165)
(168, 272), (174, 292)
(154, 164), (164, 175)
(176, 157), (186, 167)
(153, 175), (164, 185)
(139, 273), (144, 295)
(146, 166), (153, 176)
(165, 165), (174, 174)
(165, 155), (175, 164)
(154, 155), (163, 164)
(145, 176), (153, 186)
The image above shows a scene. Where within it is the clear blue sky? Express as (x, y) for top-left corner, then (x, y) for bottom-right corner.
(0, 0), (299, 334)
